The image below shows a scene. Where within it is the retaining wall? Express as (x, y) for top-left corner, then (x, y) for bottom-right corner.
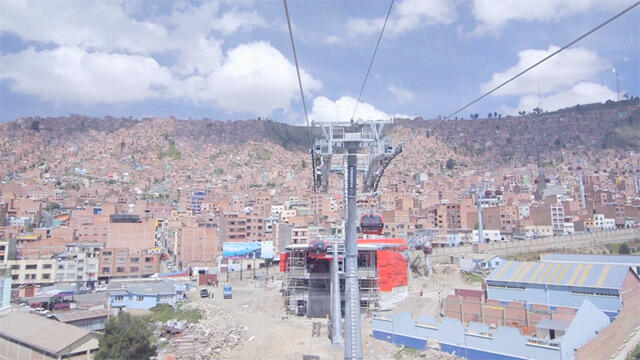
(429, 229), (640, 264)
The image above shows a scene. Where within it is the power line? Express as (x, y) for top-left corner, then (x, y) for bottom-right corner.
(446, 1), (640, 120)
(350, 0), (395, 123)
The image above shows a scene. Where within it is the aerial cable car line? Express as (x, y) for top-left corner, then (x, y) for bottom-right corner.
(283, 0), (320, 221)
(350, 0), (395, 123)
(443, 0), (639, 121)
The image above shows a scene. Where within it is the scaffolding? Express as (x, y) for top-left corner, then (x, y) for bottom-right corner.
(283, 246), (383, 317)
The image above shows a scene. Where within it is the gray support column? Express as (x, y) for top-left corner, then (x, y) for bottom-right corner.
(344, 145), (363, 360)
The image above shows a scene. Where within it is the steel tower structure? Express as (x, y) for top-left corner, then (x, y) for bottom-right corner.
(311, 120), (402, 360)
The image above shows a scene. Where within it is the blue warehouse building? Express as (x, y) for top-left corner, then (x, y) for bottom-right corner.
(486, 261), (640, 318)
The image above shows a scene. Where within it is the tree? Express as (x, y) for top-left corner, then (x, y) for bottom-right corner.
(445, 158), (455, 170)
(31, 121), (40, 132)
(619, 243), (631, 254)
(95, 312), (156, 360)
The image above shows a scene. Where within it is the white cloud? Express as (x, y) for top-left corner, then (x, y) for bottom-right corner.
(323, 35), (341, 45)
(472, 0), (635, 32)
(0, 0), (169, 54)
(175, 42), (322, 115)
(517, 82), (617, 111)
(346, 0), (456, 38)
(388, 84), (415, 104)
(309, 96), (410, 123)
(212, 9), (268, 35)
(480, 46), (606, 96)
(0, 1), (314, 116)
(0, 46), (172, 104)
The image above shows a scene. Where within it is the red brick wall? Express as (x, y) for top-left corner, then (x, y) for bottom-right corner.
(621, 269), (640, 301)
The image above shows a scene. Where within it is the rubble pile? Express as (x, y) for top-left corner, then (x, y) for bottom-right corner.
(160, 303), (248, 359)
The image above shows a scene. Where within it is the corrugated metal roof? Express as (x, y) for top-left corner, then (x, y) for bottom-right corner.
(51, 308), (108, 323)
(487, 261), (631, 289)
(541, 254), (640, 265)
(0, 312), (99, 356)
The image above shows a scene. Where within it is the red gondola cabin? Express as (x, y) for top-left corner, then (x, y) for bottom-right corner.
(360, 213), (384, 235)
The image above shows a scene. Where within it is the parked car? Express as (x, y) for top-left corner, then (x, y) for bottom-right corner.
(223, 285), (232, 299)
(95, 285), (108, 292)
(200, 288), (209, 298)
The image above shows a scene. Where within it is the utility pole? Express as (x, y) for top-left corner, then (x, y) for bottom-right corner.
(477, 199), (484, 244)
(331, 236), (343, 347)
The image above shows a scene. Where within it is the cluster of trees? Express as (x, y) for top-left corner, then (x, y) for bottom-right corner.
(468, 112), (503, 119)
(95, 312), (156, 360)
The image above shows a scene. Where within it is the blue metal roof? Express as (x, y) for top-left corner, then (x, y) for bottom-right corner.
(540, 253), (640, 265)
(487, 261), (632, 289)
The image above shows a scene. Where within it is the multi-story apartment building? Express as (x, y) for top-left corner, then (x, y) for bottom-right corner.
(178, 226), (218, 267)
(105, 217), (157, 252)
(8, 258), (56, 285)
(55, 243), (101, 286)
(246, 213), (265, 242)
(98, 249), (159, 281)
(0, 240), (9, 267)
(291, 226), (308, 244)
(220, 212), (247, 242)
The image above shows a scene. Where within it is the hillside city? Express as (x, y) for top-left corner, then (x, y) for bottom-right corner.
(1, 0), (640, 359)
(0, 99), (639, 359)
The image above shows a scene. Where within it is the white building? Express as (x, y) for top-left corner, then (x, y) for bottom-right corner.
(55, 244), (101, 286)
(563, 222), (575, 235)
(517, 205), (530, 220)
(472, 229), (502, 243)
(8, 258), (56, 285)
(593, 214), (616, 231)
(270, 204), (285, 217)
(551, 204), (565, 235)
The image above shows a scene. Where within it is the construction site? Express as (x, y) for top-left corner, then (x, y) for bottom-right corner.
(279, 238), (408, 318)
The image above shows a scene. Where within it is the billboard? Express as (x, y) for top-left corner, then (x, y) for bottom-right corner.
(223, 241), (274, 259)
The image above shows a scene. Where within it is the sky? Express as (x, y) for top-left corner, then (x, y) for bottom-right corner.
(0, 0), (638, 124)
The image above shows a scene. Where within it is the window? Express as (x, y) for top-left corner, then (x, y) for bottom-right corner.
(136, 296), (144, 301)
(102, 251), (112, 256)
(11, 275), (18, 280)
(130, 257), (139, 263)
(145, 257), (153, 263)
(43, 274), (50, 279)
(115, 295), (124, 301)
(43, 264), (52, 269)
(25, 264), (37, 270)
(116, 267), (125, 273)
(102, 267), (110, 274)
(130, 266), (139, 272)
(11, 265), (19, 270)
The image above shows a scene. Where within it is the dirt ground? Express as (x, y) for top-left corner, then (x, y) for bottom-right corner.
(188, 264), (474, 359)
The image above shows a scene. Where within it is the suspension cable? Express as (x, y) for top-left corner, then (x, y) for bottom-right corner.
(446, 1), (640, 120)
(283, 0), (319, 222)
(350, 0), (395, 122)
